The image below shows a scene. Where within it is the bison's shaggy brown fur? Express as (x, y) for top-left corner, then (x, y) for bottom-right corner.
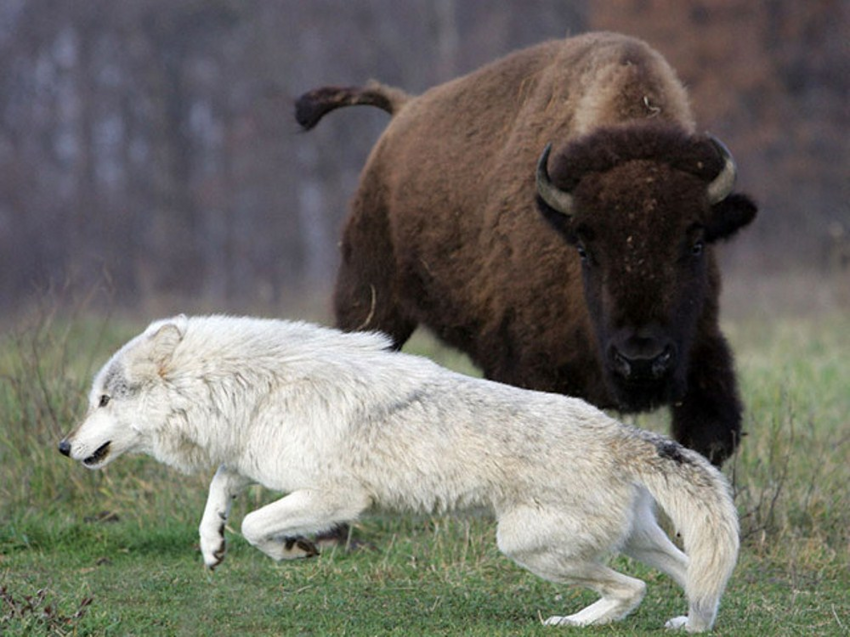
(296, 31), (757, 465)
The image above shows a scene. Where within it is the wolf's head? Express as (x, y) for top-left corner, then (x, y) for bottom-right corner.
(58, 316), (188, 470)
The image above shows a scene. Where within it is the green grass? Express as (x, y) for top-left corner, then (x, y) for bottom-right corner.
(1, 305), (848, 635)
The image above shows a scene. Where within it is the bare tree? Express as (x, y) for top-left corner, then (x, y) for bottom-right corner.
(0, 0), (844, 314)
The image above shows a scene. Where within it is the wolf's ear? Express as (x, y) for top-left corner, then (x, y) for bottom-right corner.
(147, 321), (184, 365)
(127, 317), (187, 381)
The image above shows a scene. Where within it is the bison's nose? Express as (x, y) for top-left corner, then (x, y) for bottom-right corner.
(58, 439), (71, 457)
(609, 340), (675, 381)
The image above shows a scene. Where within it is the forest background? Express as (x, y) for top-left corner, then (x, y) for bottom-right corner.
(1, 3), (847, 634)
(0, 0), (847, 317)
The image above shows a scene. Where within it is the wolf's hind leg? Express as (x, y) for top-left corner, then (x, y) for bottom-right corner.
(497, 507), (645, 626)
(199, 465), (253, 569)
(535, 562), (646, 626)
(241, 488), (371, 562)
(621, 489), (688, 588)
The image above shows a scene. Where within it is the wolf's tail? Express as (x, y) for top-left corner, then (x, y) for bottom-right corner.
(295, 80), (411, 131)
(631, 436), (739, 632)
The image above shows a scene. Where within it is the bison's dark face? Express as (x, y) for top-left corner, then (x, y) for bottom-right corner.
(536, 125), (757, 411)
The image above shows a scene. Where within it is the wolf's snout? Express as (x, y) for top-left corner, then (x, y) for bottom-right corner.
(84, 441), (112, 467)
(58, 439), (72, 457)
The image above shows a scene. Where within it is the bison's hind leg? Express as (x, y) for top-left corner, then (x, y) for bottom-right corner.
(333, 276), (415, 347)
(334, 193), (416, 345)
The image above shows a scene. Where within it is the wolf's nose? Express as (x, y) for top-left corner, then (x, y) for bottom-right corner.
(58, 440), (71, 457)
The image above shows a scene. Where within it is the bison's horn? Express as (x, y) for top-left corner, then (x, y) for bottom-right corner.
(706, 134), (737, 205)
(536, 143), (575, 217)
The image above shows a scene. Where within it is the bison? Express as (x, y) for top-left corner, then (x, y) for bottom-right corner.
(296, 31), (757, 465)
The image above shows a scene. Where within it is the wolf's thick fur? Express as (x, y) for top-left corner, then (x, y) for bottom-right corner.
(60, 315), (738, 631)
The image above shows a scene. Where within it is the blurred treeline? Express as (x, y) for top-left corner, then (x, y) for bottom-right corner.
(1, 0), (847, 313)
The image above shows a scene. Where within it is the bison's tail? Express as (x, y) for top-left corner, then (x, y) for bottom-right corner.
(295, 80), (411, 131)
(631, 438), (739, 632)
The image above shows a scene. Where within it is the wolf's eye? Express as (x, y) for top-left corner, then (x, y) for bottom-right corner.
(98, 395), (110, 408)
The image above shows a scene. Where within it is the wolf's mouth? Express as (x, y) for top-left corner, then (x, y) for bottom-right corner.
(83, 441), (111, 467)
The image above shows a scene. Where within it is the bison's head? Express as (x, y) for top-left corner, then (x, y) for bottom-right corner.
(535, 124), (756, 411)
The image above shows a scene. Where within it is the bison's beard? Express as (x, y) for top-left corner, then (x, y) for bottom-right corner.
(605, 371), (687, 413)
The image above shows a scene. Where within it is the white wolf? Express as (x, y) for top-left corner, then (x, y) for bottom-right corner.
(59, 315), (738, 632)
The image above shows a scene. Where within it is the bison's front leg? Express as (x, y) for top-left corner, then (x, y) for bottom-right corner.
(199, 465), (253, 569)
(671, 333), (743, 466)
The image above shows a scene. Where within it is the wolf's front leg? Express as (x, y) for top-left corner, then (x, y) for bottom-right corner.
(241, 488), (371, 562)
(199, 465), (253, 569)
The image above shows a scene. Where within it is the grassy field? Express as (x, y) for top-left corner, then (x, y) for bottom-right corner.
(1, 295), (848, 636)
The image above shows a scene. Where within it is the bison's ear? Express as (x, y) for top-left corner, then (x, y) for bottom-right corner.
(705, 193), (757, 243)
(536, 195), (578, 244)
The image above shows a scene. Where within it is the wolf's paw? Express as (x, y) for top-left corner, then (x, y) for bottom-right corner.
(280, 536), (320, 560)
(542, 615), (580, 627)
(200, 521), (227, 570)
(664, 616), (689, 630)
(203, 539), (226, 570)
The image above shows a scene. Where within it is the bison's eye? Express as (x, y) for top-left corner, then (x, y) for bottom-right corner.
(576, 243), (588, 262)
(98, 395), (111, 408)
(691, 240), (705, 257)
